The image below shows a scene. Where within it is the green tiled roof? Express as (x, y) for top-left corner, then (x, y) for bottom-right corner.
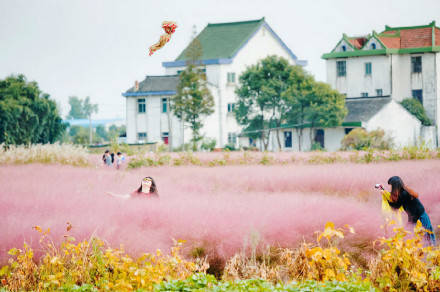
(175, 18), (264, 61)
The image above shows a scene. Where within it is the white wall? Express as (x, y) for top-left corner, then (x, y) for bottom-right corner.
(126, 97), (137, 144)
(436, 52), (440, 144)
(327, 55), (391, 97)
(162, 22), (299, 149)
(324, 128), (347, 151)
(366, 100), (421, 148)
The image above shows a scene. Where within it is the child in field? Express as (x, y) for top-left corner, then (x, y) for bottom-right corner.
(382, 176), (435, 245)
(115, 152), (125, 169)
(103, 150), (112, 166)
(107, 176), (159, 199)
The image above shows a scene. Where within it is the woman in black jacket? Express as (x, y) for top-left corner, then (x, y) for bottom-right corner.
(386, 176), (435, 245)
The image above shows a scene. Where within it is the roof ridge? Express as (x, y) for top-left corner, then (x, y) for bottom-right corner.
(207, 18), (264, 27)
(145, 75), (179, 78)
(346, 96), (391, 101)
(384, 21), (437, 31)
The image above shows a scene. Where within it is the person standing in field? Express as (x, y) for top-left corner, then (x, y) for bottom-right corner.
(106, 176), (159, 199)
(103, 150), (112, 166)
(115, 152), (125, 169)
(384, 176), (435, 245)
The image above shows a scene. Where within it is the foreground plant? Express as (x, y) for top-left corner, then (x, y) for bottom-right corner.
(369, 221), (440, 291)
(0, 225), (206, 291)
(223, 222), (355, 283)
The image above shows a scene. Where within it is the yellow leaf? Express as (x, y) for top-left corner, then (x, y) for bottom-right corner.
(33, 225), (42, 233)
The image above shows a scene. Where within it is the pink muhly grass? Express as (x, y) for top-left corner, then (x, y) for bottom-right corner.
(0, 159), (439, 264)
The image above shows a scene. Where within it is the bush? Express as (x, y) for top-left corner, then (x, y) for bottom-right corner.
(201, 138), (217, 152)
(223, 143), (236, 151)
(400, 98), (432, 126)
(0, 143), (89, 167)
(341, 128), (393, 151)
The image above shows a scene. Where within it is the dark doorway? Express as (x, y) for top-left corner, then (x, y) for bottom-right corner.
(314, 129), (324, 148)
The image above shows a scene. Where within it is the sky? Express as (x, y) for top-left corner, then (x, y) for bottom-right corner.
(0, 0), (439, 120)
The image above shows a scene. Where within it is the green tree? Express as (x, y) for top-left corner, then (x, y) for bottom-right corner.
(282, 67), (346, 150)
(95, 125), (109, 141)
(172, 65), (214, 151)
(235, 56), (305, 150)
(171, 30), (213, 151)
(400, 98), (432, 126)
(82, 96), (98, 144)
(0, 74), (66, 145)
(69, 126), (89, 145)
(66, 96), (87, 119)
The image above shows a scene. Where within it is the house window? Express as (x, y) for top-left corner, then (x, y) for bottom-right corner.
(227, 72), (236, 83)
(336, 61), (346, 77)
(365, 62), (372, 75)
(411, 56), (422, 73)
(376, 89), (383, 96)
(361, 92), (368, 97)
(345, 128), (354, 135)
(227, 103), (235, 113)
(137, 98), (146, 113)
(162, 98), (168, 113)
(341, 45), (346, 52)
(284, 131), (292, 148)
(371, 43), (376, 50)
(227, 132), (237, 145)
(161, 132), (169, 145)
(137, 132), (147, 142)
(314, 129), (325, 148)
(412, 90), (423, 104)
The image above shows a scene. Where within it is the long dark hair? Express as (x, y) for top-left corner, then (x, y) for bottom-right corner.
(136, 176), (158, 195)
(388, 176), (418, 201)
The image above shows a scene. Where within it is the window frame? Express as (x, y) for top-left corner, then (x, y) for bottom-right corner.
(365, 62), (372, 76)
(227, 72), (236, 83)
(137, 98), (146, 114)
(137, 132), (147, 142)
(336, 60), (346, 77)
(161, 98), (168, 113)
(411, 56), (422, 73)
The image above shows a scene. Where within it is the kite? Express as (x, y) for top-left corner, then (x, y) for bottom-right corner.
(148, 21), (178, 56)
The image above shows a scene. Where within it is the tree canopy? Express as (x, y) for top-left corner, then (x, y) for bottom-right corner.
(0, 74), (66, 145)
(235, 56), (347, 150)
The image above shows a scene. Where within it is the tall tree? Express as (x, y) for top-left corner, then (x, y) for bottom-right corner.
(82, 96), (98, 144)
(172, 66), (214, 151)
(66, 96), (87, 119)
(0, 74), (66, 145)
(235, 56), (294, 150)
(171, 27), (213, 151)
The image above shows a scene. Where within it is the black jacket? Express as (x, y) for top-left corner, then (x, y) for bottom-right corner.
(388, 189), (425, 223)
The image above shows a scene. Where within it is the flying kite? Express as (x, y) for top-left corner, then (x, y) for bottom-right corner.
(148, 21), (178, 56)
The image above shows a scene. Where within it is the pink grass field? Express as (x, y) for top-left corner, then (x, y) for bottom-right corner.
(1, 158), (440, 264)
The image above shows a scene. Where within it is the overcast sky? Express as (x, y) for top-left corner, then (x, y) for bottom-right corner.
(1, 0), (439, 119)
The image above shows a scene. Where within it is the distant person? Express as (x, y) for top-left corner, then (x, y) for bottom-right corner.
(381, 176), (435, 245)
(111, 152), (115, 164)
(106, 176), (159, 199)
(103, 150), (112, 166)
(115, 152), (125, 170)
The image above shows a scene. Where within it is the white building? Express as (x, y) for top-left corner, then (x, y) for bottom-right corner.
(123, 18), (306, 148)
(320, 21), (440, 149)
